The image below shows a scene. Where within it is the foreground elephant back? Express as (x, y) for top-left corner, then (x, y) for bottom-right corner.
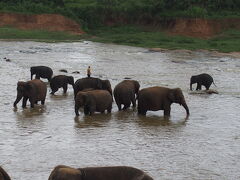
(0, 166), (11, 180)
(48, 165), (153, 180)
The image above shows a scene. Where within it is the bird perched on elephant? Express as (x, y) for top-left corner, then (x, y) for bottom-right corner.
(13, 79), (47, 108)
(74, 77), (112, 98)
(50, 75), (74, 95)
(75, 89), (112, 116)
(138, 86), (189, 117)
(190, 73), (216, 91)
(30, 66), (53, 82)
(48, 165), (153, 180)
(114, 80), (140, 110)
(0, 166), (11, 180)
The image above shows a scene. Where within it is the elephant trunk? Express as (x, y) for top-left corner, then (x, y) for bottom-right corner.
(190, 82), (193, 91)
(182, 101), (190, 115)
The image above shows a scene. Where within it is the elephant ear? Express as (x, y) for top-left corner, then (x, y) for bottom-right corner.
(167, 89), (176, 102)
(97, 79), (103, 89)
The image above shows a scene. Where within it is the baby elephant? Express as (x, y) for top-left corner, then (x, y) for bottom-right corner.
(13, 79), (47, 108)
(75, 90), (112, 116)
(0, 166), (11, 180)
(48, 165), (153, 180)
(190, 73), (216, 91)
(50, 75), (74, 95)
(114, 80), (140, 111)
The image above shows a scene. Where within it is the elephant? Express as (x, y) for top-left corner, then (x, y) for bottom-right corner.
(48, 165), (153, 180)
(138, 86), (190, 117)
(0, 166), (11, 180)
(75, 89), (112, 116)
(30, 66), (53, 82)
(113, 80), (140, 110)
(190, 73), (216, 91)
(74, 77), (112, 98)
(13, 79), (47, 108)
(50, 75), (74, 95)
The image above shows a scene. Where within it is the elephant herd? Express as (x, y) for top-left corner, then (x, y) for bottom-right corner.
(0, 165), (154, 180)
(13, 66), (216, 118)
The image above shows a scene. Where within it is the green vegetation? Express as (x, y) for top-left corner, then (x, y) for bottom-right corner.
(0, 0), (240, 52)
(87, 26), (240, 53)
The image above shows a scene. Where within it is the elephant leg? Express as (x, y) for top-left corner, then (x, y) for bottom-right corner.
(205, 84), (210, 90)
(47, 77), (51, 82)
(107, 105), (112, 113)
(131, 96), (136, 108)
(84, 106), (89, 115)
(22, 97), (28, 108)
(41, 99), (45, 105)
(75, 104), (80, 116)
(196, 83), (202, 90)
(14, 95), (22, 107)
(35, 74), (40, 79)
(138, 106), (147, 115)
(100, 110), (105, 114)
(123, 103), (130, 110)
(29, 98), (35, 108)
(50, 88), (58, 95)
(35, 100), (38, 104)
(164, 106), (171, 117)
(63, 84), (68, 93)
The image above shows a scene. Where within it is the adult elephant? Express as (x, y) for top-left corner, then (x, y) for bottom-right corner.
(74, 77), (112, 97)
(190, 73), (216, 91)
(0, 166), (11, 180)
(13, 79), (47, 108)
(48, 165), (153, 180)
(50, 75), (74, 95)
(75, 89), (112, 116)
(138, 86), (189, 117)
(30, 66), (53, 82)
(114, 80), (140, 110)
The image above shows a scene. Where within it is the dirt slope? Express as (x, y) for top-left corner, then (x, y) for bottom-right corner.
(0, 13), (84, 34)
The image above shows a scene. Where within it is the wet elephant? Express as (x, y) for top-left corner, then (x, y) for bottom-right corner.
(74, 77), (112, 97)
(114, 80), (140, 110)
(138, 86), (189, 117)
(75, 89), (112, 116)
(50, 75), (74, 95)
(13, 79), (47, 108)
(190, 73), (215, 91)
(0, 166), (11, 180)
(30, 66), (53, 82)
(48, 165), (153, 180)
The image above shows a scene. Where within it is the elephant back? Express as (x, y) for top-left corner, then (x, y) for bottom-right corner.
(0, 166), (11, 180)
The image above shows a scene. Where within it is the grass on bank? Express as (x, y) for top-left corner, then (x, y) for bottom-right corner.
(0, 26), (240, 53)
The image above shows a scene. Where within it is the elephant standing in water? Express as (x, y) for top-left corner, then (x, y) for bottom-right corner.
(0, 166), (11, 180)
(75, 89), (112, 116)
(30, 66), (53, 82)
(50, 75), (74, 94)
(114, 80), (140, 110)
(190, 73), (216, 91)
(13, 79), (47, 108)
(138, 86), (189, 117)
(48, 165), (153, 180)
(74, 77), (112, 98)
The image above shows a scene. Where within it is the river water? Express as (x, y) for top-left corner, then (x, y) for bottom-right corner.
(0, 41), (240, 180)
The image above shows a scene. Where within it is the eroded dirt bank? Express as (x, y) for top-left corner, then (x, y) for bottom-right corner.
(0, 12), (84, 34)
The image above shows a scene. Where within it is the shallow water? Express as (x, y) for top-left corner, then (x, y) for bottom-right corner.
(0, 41), (240, 180)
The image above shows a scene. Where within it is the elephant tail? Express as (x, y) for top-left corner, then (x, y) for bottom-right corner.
(213, 81), (217, 87)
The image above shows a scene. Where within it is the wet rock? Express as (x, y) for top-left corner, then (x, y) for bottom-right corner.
(148, 48), (167, 53)
(59, 69), (68, 73)
(171, 60), (186, 64)
(72, 71), (80, 74)
(124, 77), (131, 79)
(3, 57), (11, 62)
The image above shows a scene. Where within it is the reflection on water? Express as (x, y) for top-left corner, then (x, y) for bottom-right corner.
(0, 41), (240, 180)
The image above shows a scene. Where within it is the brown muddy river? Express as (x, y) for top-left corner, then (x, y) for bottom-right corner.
(0, 41), (240, 180)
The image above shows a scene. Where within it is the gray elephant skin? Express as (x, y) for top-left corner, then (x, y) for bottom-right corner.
(114, 80), (140, 110)
(13, 79), (47, 108)
(50, 75), (74, 95)
(138, 86), (189, 117)
(74, 77), (112, 98)
(0, 166), (11, 180)
(30, 66), (53, 82)
(190, 73), (215, 91)
(48, 165), (153, 180)
(75, 89), (112, 116)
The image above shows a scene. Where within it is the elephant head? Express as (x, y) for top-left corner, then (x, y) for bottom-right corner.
(67, 76), (74, 86)
(0, 166), (11, 180)
(168, 88), (190, 115)
(190, 76), (197, 91)
(101, 80), (112, 96)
